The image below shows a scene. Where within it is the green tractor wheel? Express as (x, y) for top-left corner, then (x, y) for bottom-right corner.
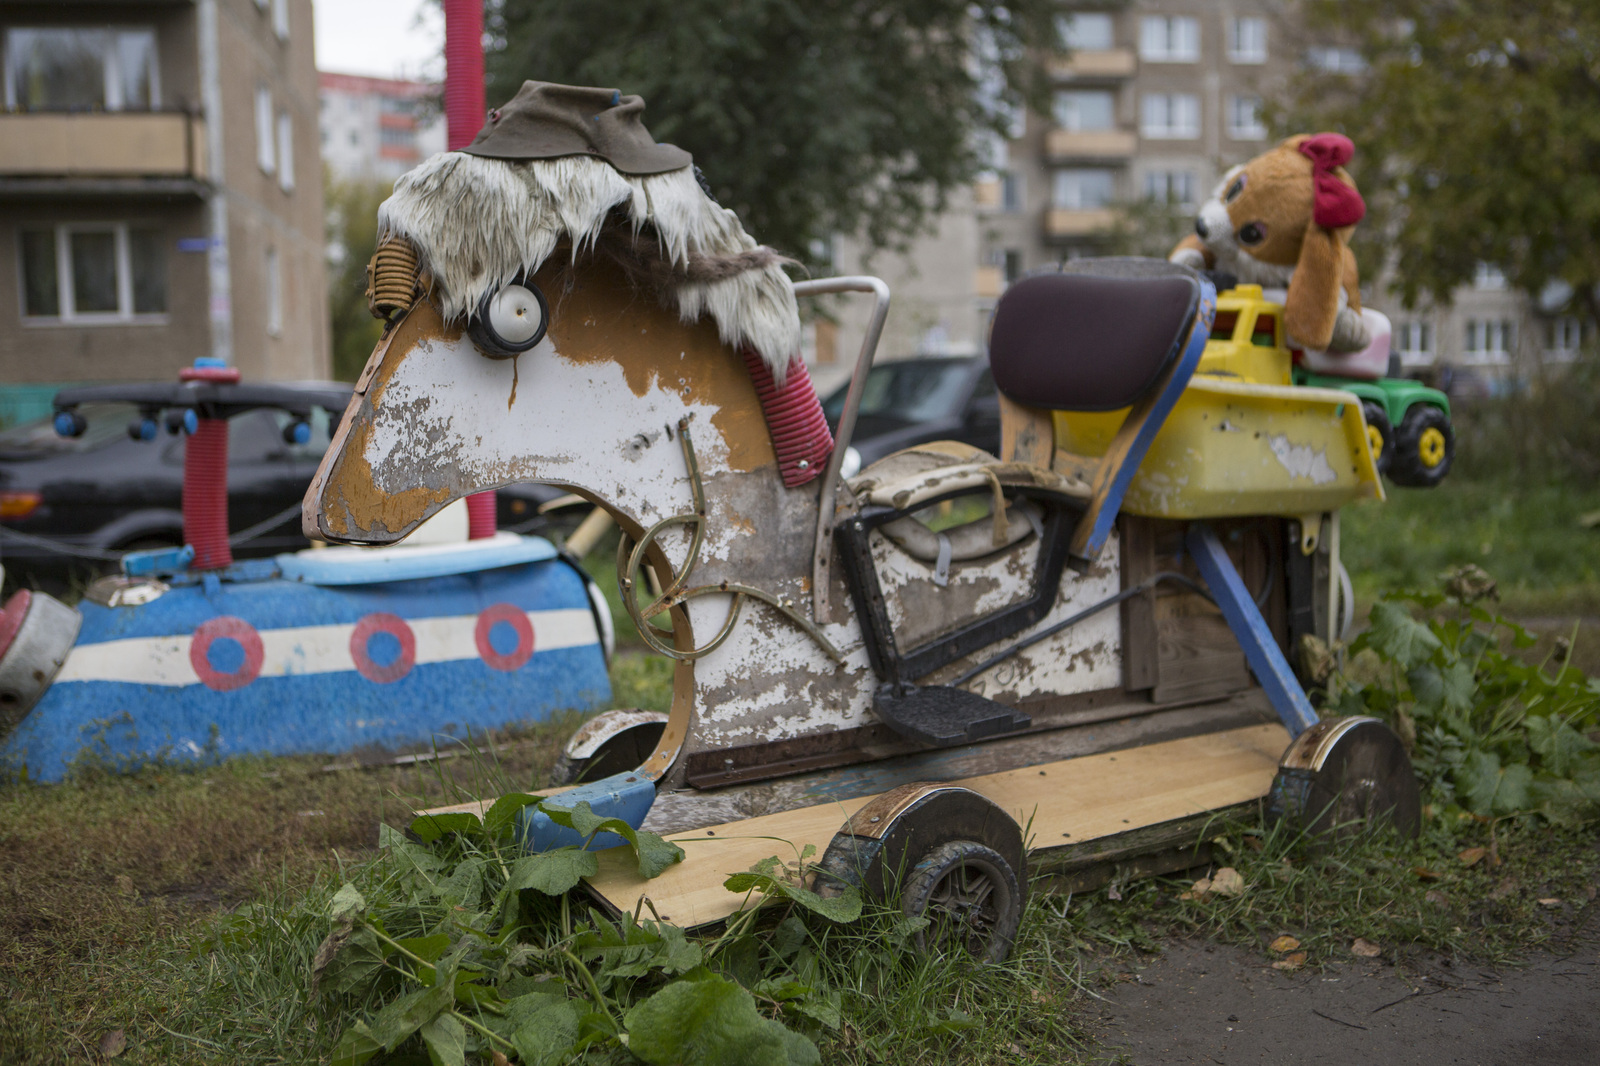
(1389, 404), (1454, 488)
(1361, 401), (1394, 477)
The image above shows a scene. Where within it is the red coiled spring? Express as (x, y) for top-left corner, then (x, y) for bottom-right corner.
(742, 351), (834, 488)
(184, 417), (232, 570)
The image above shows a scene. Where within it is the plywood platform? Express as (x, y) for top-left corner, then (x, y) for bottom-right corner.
(584, 722), (1289, 929)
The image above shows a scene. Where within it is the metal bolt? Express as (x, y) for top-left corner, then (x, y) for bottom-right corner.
(869, 815), (880, 823)
(797, 459), (809, 470)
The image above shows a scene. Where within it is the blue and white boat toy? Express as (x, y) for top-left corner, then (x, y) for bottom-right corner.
(0, 361), (612, 782)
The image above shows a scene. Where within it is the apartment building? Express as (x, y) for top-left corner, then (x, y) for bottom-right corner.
(318, 71), (445, 184)
(827, 2), (1575, 390)
(0, 0), (329, 422)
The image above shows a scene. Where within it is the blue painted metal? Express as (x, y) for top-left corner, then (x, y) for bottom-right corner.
(517, 770), (658, 852)
(1, 541), (610, 781)
(123, 545), (195, 576)
(1184, 521), (1320, 737)
(277, 536), (558, 586)
(1075, 277), (1217, 564)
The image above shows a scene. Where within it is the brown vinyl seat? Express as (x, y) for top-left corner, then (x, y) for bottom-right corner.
(989, 258), (1204, 412)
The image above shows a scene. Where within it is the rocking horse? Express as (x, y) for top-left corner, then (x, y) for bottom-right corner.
(310, 83), (1418, 958)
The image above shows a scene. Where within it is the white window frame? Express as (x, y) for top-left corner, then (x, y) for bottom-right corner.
(272, 0), (290, 41)
(1395, 320), (1433, 366)
(1228, 17), (1267, 64)
(1464, 318), (1515, 364)
(1139, 16), (1199, 62)
(255, 86), (276, 174)
(1000, 170), (1024, 212)
(1053, 89), (1116, 132)
(1473, 262), (1506, 290)
(266, 247), (283, 337)
(1141, 93), (1200, 139)
(1144, 169), (1196, 208)
(1545, 316), (1583, 362)
(17, 222), (167, 325)
(1227, 95), (1267, 140)
(2, 26), (161, 111)
(1053, 168), (1116, 210)
(276, 111), (295, 192)
(1306, 46), (1367, 74)
(1058, 13), (1115, 51)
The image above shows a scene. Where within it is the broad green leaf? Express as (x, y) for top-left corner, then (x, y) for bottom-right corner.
(1408, 661), (1476, 718)
(723, 870), (864, 924)
(329, 882), (366, 922)
(438, 857), (484, 908)
(419, 1012), (467, 1066)
(788, 990), (842, 1030)
(537, 800), (685, 879)
(512, 1000), (580, 1066)
(624, 975), (820, 1066)
(330, 1021), (382, 1066)
(503, 991), (567, 1027)
(398, 933), (453, 964)
(1365, 601), (1443, 670)
(1526, 715), (1599, 777)
(316, 926), (386, 997)
(505, 848), (600, 898)
(772, 915), (808, 961)
(408, 811), (482, 843)
(364, 980), (455, 1052)
(484, 792), (540, 839)
(1456, 750), (1535, 816)
(1529, 774), (1600, 828)
(378, 824), (445, 874)
(925, 1009), (979, 1034)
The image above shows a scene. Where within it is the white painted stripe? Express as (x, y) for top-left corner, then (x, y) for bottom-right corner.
(54, 608), (600, 687)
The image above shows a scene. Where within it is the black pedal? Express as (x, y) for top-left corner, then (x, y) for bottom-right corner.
(872, 684), (1032, 748)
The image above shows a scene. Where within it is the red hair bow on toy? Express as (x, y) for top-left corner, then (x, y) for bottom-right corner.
(1298, 133), (1366, 229)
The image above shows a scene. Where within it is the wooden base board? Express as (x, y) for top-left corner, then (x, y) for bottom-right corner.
(583, 722), (1289, 929)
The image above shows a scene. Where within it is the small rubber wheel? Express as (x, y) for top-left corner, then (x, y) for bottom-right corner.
(901, 840), (1023, 963)
(1269, 717), (1421, 839)
(548, 714), (667, 786)
(1361, 401), (1393, 477)
(1389, 405), (1454, 488)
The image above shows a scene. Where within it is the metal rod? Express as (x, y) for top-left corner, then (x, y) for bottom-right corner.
(791, 276), (891, 624)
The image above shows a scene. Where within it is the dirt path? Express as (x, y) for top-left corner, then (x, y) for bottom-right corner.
(1088, 911), (1600, 1064)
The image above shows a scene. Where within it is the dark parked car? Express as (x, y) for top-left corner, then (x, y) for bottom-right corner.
(821, 355), (1001, 474)
(0, 381), (570, 578)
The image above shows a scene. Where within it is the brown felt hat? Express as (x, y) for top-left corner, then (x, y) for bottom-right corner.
(460, 81), (691, 175)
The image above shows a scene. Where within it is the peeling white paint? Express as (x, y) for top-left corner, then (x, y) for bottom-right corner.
(1267, 434), (1338, 485)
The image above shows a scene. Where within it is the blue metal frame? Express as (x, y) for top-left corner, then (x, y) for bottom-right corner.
(1184, 521), (1319, 737)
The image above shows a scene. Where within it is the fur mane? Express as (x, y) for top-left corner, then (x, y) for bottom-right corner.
(378, 152), (803, 377)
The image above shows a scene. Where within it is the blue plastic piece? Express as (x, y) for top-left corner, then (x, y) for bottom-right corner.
(1184, 522), (1319, 737)
(181, 409), (199, 434)
(288, 421), (311, 445)
(53, 411), (84, 438)
(276, 535), (559, 586)
(138, 419), (158, 441)
(517, 771), (658, 852)
(194, 357), (227, 369)
(122, 544), (195, 576)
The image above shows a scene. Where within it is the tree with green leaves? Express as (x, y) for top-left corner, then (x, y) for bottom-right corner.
(324, 171), (391, 381)
(483, 0), (1061, 262)
(1283, 0), (1600, 325)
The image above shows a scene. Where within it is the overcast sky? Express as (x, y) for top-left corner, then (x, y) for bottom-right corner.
(313, 0), (443, 81)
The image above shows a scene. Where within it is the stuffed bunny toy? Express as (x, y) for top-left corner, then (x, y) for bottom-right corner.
(1170, 133), (1371, 353)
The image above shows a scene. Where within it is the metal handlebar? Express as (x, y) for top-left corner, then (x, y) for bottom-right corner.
(790, 275), (891, 624)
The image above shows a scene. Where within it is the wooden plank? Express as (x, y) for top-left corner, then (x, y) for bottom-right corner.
(998, 393), (1054, 466)
(583, 722), (1288, 929)
(1119, 515), (1159, 691)
(1152, 615), (1250, 703)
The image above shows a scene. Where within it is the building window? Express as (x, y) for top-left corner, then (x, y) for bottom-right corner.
(1229, 17), (1267, 63)
(1053, 89), (1116, 132)
(1141, 93), (1200, 139)
(1545, 317), (1584, 361)
(1227, 95), (1267, 140)
(276, 112), (295, 192)
(266, 247), (282, 337)
(1464, 318), (1515, 362)
(1144, 170), (1195, 208)
(255, 86), (276, 174)
(1474, 262), (1507, 290)
(1306, 46), (1367, 74)
(3, 27), (158, 111)
(18, 223), (166, 322)
(1395, 321), (1433, 363)
(1000, 171), (1023, 212)
(1059, 13), (1115, 51)
(1001, 249), (1024, 283)
(1053, 169), (1115, 210)
(1139, 16), (1199, 62)
(272, 0), (290, 41)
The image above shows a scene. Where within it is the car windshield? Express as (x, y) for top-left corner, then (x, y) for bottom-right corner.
(823, 361), (972, 426)
(0, 403), (137, 456)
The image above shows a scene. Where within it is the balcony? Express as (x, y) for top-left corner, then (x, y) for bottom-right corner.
(1045, 208), (1118, 239)
(975, 265), (1004, 300)
(1046, 128), (1137, 161)
(1050, 48), (1137, 79)
(0, 112), (208, 195)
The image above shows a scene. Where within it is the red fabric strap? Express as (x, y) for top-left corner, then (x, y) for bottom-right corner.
(1298, 133), (1366, 229)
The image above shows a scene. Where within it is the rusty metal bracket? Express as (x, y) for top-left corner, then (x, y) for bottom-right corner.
(617, 416), (843, 663)
(791, 276), (891, 626)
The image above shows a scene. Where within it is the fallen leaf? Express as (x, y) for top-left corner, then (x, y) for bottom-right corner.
(1425, 889), (1449, 906)
(492, 1052), (511, 1066)
(115, 875), (136, 897)
(1457, 847), (1487, 867)
(1107, 883), (1123, 901)
(1489, 877), (1518, 900)
(1209, 867), (1247, 897)
(1351, 938), (1382, 958)
(1413, 866), (1441, 881)
(1270, 935), (1301, 953)
(1178, 890), (1197, 901)
(1587, 885), (1597, 901)
(1538, 898), (1562, 908)
(1245, 835), (1264, 851)
(99, 1030), (126, 1058)
(1271, 952), (1306, 971)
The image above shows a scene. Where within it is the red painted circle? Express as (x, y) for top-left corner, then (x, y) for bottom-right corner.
(189, 616), (265, 691)
(475, 603), (534, 671)
(349, 612), (417, 684)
